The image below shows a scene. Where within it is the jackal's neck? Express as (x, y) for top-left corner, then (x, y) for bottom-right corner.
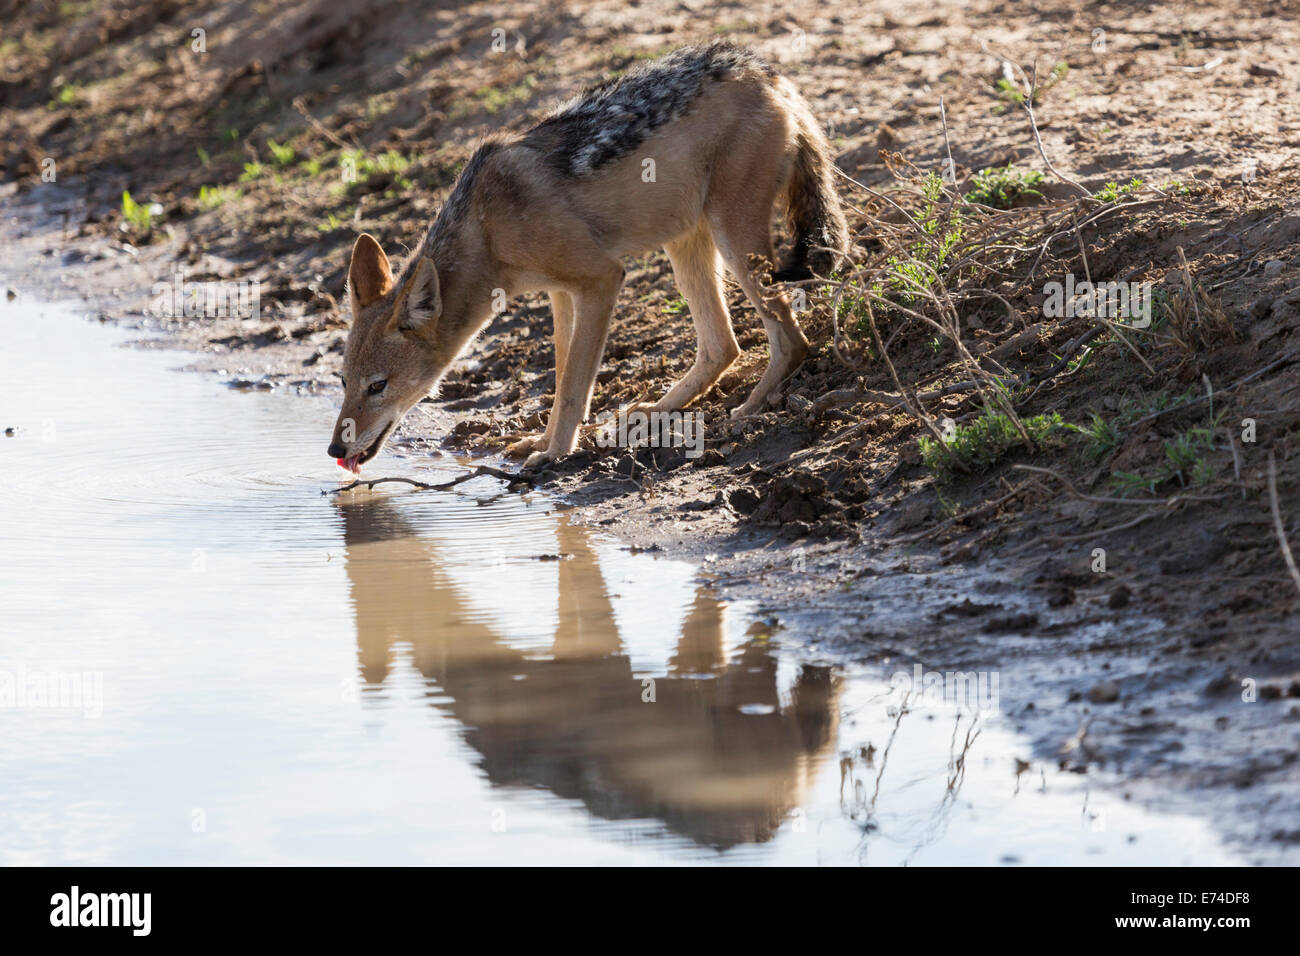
(415, 139), (507, 353)
(425, 223), (500, 357)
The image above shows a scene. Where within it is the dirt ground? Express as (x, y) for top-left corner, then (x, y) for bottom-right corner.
(3, 0), (1300, 859)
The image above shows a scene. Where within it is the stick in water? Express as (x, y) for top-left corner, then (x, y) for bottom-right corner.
(323, 464), (528, 496)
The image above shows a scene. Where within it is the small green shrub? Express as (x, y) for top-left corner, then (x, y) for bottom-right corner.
(964, 164), (1046, 209)
(920, 407), (1067, 479)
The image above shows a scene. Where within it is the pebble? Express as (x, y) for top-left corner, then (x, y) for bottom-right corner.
(1088, 681), (1120, 704)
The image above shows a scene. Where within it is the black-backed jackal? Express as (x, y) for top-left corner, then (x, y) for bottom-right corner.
(328, 41), (849, 473)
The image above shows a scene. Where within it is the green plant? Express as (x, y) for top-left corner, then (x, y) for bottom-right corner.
(239, 160), (264, 182)
(1161, 425), (1217, 487)
(196, 184), (240, 210)
(1095, 177), (1144, 202)
(832, 174), (967, 339)
(920, 406), (1067, 479)
(964, 164), (1046, 209)
(1110, 470), (1157, 497)
(885, 173), (963, 301)
(457, 77), (538, 117)
(49, 82), (80, 108)
(195, 145), (211, 167)
(1069, 412), (1121, 460)
(339, 149), (414, 190)
(120, 190), (152, 232)
(266, 139), (295, 166)
(1109, 419), (1220, 495)
(993, 61), (1068, 110)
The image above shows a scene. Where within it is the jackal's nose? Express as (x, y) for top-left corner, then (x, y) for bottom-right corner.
(327, 441), (348, 459)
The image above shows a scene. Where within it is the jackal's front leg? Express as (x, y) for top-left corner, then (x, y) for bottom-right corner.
(523, 274), (621, 469)
(506, 291), (574, 459)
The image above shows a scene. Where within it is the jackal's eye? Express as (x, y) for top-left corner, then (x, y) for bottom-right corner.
(367, 379), (387, 396)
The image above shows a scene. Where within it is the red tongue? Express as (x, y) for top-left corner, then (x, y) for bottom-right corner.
(336, 458), (347, 468)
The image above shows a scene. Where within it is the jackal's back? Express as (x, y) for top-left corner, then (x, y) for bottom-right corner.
(524, 41), (775, 177)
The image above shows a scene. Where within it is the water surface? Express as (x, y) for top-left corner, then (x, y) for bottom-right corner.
(0, 298), (1239, 864)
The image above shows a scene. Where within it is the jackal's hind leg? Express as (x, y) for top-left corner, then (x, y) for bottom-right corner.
(641, 223), (740, 414)
(713, 226), (809, 419)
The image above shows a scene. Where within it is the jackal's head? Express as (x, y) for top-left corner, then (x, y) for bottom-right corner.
(327, 234), (445, 473)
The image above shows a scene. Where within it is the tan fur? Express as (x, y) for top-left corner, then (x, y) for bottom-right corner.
(328, 64), (846, 471)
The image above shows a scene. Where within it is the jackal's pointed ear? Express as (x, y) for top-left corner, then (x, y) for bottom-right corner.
(346, 233), (393, 309)
(393, 256), (442, 334)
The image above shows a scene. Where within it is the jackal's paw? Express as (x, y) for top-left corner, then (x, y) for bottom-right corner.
(504, 433), (548, 459)
(522, 449), (559, 471)
(729, 402), (763, 420)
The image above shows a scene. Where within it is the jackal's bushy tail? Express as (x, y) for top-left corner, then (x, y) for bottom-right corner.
(775, 121), (850, 282)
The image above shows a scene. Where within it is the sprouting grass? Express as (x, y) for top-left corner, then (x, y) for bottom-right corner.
(239, 160), (264, 182)
(882, 173), (963, 308)
(266, 139), (295, 166)
(317, 213), (343, 233)
(920, 406), (1067, 479)
(120, 190), (152, 232)
(339, 149), (414, 190)
(1095, 177), (1144, 202)
(993, 61), (1068, 110)
(832, 173), (966, 336)
(196, 184), (240, 210)
(48, 82), (80, 108)
(1069, 412), (1121, 460)
(1110, 419), (1221, 496)
(1161, 425), (1217, 486)
(195, 146), (211, 167)
(1110, 470), (1158, 497)
(964, 164), (1046, 209)
(457, 77), (538, 117)
(1112, 388), (1194, 429)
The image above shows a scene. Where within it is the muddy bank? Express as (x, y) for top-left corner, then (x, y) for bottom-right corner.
(3, 0), (1300, 860)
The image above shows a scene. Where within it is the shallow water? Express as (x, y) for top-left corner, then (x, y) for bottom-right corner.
(0, 297), (1241, 864)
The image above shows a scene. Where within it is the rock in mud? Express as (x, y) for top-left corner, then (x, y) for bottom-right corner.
(1088, 681), (1121, 704)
